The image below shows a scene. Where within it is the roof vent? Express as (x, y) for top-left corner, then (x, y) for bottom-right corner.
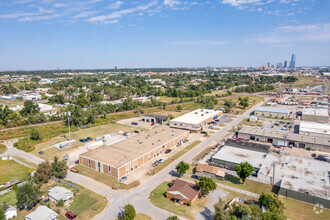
(201, 114), (204, 116)
(152, 143), (154, 145)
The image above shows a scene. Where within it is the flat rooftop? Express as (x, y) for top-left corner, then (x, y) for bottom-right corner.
(80, 126), (188, 168)
(212, 145), (267, 169)
(259, 154), (330, 200)
(239, 126), (330, 147)
(255, 107), (289, 114)
(302, 108), (329, 117)
(299, 121), (330, 135)
(170, 109), (222, 125)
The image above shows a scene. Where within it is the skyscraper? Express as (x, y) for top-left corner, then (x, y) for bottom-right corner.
(284, 61), (287, 68)
(289, 54), (296, 69)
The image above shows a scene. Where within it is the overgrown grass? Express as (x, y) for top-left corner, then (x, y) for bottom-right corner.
(148, 140), (202, 175)
(70, 193), (97, 214)
(0, 144), (7, 154)
(149, 181), (208, 219)
(0, 191), (17, 206)
(135, 213), (153, 220)
(192, 146), (212, 162)
(0, 160), (34, 185)
(72, 164), (139, 190)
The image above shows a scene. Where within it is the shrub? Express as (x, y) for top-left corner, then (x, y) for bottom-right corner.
(56, 200), (64, 207)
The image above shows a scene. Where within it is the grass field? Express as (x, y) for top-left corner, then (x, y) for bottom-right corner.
(215, 174), (275, 196)
(149, 181), (208, 219)
(237, 118), (263, 127)
(281, 196), (330, 220)
(165, 102), (205, 112)
(30, 123), (135, 160)
(215, 95), (264, 115)
(148, 140), (202, 175)
(0, 191), (17, 206)
(283, 76), (321, 88)
(135, 213), (153, 220)
(72, 164), (139, 190)
(0, 144), (7, 154)
(0, 160), (34, 185)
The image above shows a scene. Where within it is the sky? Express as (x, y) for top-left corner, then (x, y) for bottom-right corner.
(0, 0), (330, 70)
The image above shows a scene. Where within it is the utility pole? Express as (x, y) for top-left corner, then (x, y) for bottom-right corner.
(65, 112), (71, 141)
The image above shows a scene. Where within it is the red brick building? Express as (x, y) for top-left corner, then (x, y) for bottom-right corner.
(166, 179), (201, 205)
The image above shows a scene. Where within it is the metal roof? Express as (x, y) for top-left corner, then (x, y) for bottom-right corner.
(255, 107), (289, 114)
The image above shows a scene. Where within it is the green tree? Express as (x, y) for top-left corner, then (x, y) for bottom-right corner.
(167, 216), (179, 220)
(234, 162), (254, 184)
(176, 105), (182, 111)
(175, 161), (190, 176)
(16, 182), (41, 209)
(51, 156), (68, 179)
(258, 193), (285, 216)
(120, 204), (136, 220)
(213, 198), (230, 220)
(56, 200), (64, 207)
(0, 203), (9, 220)
(36, 161), (52, 183)
(30, 128), (41, 141)
(40, 93), (47, 100)
(20, 100), (40, 116)
(238, 97), (249, 109)
(230, 203), (251, 219)
(196, 177), (216, 196)
(224, 100), (235, 108)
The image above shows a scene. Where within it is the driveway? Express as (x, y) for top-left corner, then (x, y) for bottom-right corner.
(196, 189), (227, 220)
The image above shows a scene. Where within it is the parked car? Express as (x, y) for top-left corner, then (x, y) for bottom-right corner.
(152, 161), (159, 167)
(169, 170), (181, 177)
(70, 168), (79, 173)
(151, 123), (155, 126)
(74, 160), (79, 164)
(65, 211), (77, 220)
(236, 138), (243, 141)
(208, 162), (215, 166)
(87, 137), (93, 141)
(165, 149), (172, 154)
(131, 122), (138, 125)
(311, 153), (317, 158)
(183, 139), (189, 143)
(84, 139), (89, 142)
(63, 154), (69, 160)
(158, 158), (166, 163)
(191, 175), (200, 180)
(200, 131), (207, 134)
(38, 151), (44, 155)
(134, 130), (140, 133)
(119, 176), (127, 182)
(79, 139), (85, 142)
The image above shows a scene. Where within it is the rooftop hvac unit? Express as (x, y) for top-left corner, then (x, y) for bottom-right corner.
(195, 112), (198, 114)
(201, 114), (204, 116)
(152, 143), (154, 145)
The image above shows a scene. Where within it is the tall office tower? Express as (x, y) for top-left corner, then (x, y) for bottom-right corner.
(279, 62), (283, 68)
(289, 54), (296, 69)
(267, 62), (271, 68)
(284, 61), (287, 68)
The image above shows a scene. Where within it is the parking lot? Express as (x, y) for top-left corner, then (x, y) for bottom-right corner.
(117, 117), (160, 130)
(262, 119), (295, 132)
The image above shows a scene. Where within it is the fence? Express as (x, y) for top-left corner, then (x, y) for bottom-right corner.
(217, 182), (259, 198)
(50, 176), (79, 191)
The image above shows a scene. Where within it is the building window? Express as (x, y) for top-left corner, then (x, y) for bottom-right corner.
(148, 157), (150, 161)
(88, 159), (91, 168)
(135, 165), (137, 169)
(98, 162), (101, 172)
(131, 167), (133, 171)
(108, 166), (111, 175)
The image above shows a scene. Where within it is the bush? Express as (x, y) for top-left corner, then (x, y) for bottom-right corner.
(30, 128), (41, 141)
(188, 201), (191, 206)
(164, 192), (168, 198)
(120, 204), (136, 220)
(56, 200), (64, 207)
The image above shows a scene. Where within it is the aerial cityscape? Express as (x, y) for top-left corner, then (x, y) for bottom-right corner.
(0, 1), (329, 220)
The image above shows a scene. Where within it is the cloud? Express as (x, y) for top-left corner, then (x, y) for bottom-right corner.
(19, 13), (62, 21)
(73, 10), (99, 18)
(88, 0), (157, 23)
(104, 19), (118, 24)
(54, 3), (65, 8)
(254, 23), (330, 43)
(108, 1), (124, 9)
(167, 40), (229, 45)
(221, 0), (263, 7)
(164, 0), (180, 7)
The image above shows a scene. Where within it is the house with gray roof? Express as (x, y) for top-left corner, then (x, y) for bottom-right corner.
(48, 186), (73, 204)
(25, 206), (58, 220)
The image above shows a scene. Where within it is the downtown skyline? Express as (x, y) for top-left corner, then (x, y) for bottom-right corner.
(0, 0), (330, 70)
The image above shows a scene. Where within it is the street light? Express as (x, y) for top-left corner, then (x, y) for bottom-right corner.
(65, 111), (71, 141)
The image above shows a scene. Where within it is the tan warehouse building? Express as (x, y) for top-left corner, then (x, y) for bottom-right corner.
(170, 109), (223, 132)
(79, 126), (189, 179)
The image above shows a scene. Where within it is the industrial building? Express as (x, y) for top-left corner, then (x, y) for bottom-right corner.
(237, 123), (330, 152)
(141, 114), (169, 124)
(211, 140), (330, 208)
(79, 126), (189, 179)
(170, 109), (223, 132)
(254, 107), (289, 119)
(301, 108), (329, 123)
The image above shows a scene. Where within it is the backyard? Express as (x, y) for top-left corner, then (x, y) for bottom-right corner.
(149, 181), (208, 219)
(0, 159), (34, 186)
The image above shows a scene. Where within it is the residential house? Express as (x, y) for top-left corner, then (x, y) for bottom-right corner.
(166, 179), (201, 205)
(5, 205), (17, 220)
(48, 186), (73, 204)
(25, 206), (58, 220)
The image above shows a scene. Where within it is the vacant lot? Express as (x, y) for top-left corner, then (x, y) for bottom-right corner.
(216, 95), (264, 115)
(283, 76), (321, 88)
(150, 181), (208, 219)
(0, 144), (6, 154)
(0, 160), (34, 185)
(72, 164), (139, 190)
(31, 123), (134, 160)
